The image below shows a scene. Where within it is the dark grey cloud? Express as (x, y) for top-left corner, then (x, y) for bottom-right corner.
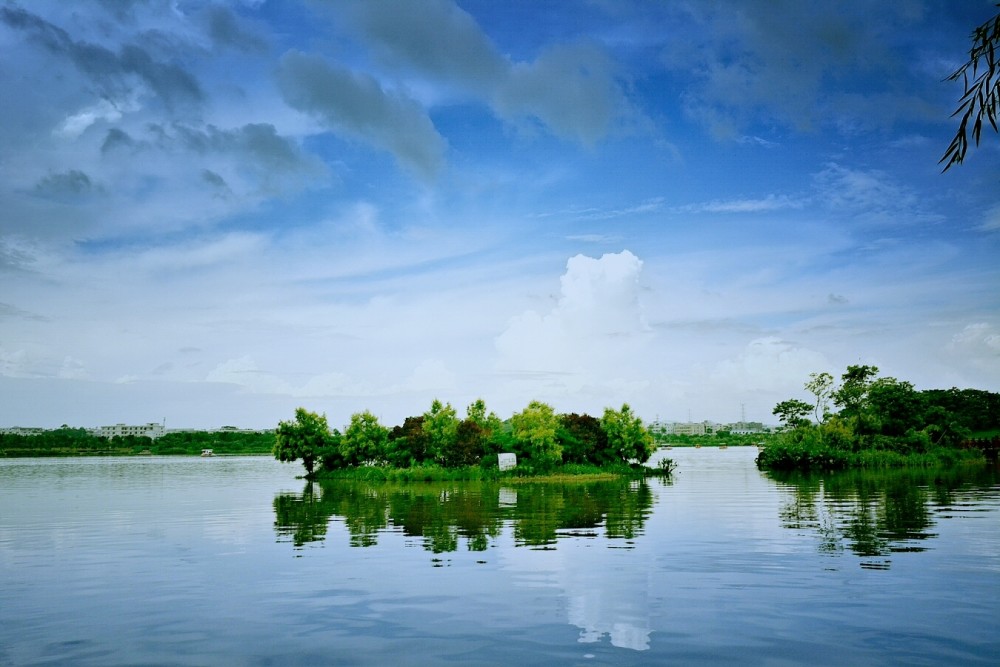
(101, 128), (135, 153)
(331, 0), (630, 145)
(340, 0), (505, 90)
(276, 50), (446, 180)
(657, 0), (935, 137)
(203, 5), (268, 53)
(201, 169), (234, 200)
(95, 0), (147, 23)
(1, 6), (202, 111)
(201, 169), (229, 190)
(828, 293), (849, 305)
(175, 123), (317, 174)
(494, 42), (619, 145)
(32, 170), (97, 202)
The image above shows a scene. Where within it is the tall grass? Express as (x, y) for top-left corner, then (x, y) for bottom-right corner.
(756, 441), (985, 471)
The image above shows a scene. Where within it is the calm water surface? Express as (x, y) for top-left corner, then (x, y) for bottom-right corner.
(1, 449), (998, 665)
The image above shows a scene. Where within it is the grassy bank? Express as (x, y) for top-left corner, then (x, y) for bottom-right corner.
(755, 441), (987, 471)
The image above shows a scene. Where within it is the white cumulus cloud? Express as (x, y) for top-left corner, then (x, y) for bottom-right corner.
(495, 250), (651, 399)
(711, 337), (831, 393)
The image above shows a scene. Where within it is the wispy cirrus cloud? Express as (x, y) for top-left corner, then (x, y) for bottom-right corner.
(979, 205), (1000, 232)
(812, 162), (943, 227)
(532, 198), (664, 221)
(679, 194), (802, 214)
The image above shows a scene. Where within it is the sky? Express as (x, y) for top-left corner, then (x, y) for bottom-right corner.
(1, 0), (999, 430)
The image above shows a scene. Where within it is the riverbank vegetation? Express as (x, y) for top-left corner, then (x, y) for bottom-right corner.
(274, 399), (667, 480)
(655, 432), (779, 448)
(0, 428), (274, 457)
(757, 365), (1000, 471)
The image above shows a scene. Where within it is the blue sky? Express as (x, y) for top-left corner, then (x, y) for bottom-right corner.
(1, 0), (998, 429)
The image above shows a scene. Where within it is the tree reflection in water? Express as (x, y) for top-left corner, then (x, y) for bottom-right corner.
(769, 465), (999, 568)
(274, 478), (655, 553)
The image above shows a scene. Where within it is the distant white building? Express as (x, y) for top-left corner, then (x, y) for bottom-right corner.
(670, 422), (707, 436)
(726, 422), (766, 435)
(0, 427), (45, 436)
(99, 422), (165, 439)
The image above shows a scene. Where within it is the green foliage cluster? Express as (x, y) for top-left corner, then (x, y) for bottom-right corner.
(273, 399), (657, 478)
(0, 428), (125, 457)
(1, 428), (273, 457)
(153, 430), (274, 455)
(759, 365), (999, 471)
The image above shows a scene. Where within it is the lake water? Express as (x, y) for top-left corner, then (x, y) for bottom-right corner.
(1, 448), (998, 665)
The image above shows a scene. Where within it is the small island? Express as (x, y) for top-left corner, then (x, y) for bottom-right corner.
(757, 365), (999, 470)
(273, 399), (675, 480)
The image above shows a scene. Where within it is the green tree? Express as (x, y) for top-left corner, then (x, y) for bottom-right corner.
(450, 419), (487, 466)
(274, 408), (334, 476)
(422, 399), (459, 465)
(340, 410), (389, 466)
(600, 403), (655, 464)
(922, 387), (1000, 434)
(805, 371), (835, 423)
(466, 398), (489, 426)
(466, 398), (503, 434)
(510, 400), (562, 468)
(832, 365), (880, 421)
(387, 415), (429, 467)
(773, 399), (812, 429)
(941, 5), (1000, 170)
(557, 413), (608, 464)
(865, 377), (927, 439)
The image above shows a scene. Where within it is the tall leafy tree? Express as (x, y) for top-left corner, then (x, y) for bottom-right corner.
(773, 399), (812, 429)
(466, 398), (489, 426)
(422, 399), (459, 464)
(510, 400), (562, 468)
(450, 419), (487, 467)
(558, 413), (608, 464)
(865, 378), (927, 438)
(274, 408), (334, 476)
(340, 410), (389, 466)
(466, 398), (504, 451)
(805, 372), (835, 423)
(466, 398), (503, 431)
(600, 404), (655, 464)
(387, 415), (429, 467)
(832, 365), (880, 421)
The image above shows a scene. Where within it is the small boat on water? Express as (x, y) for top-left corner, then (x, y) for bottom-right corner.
(201, 449), (215, 457)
